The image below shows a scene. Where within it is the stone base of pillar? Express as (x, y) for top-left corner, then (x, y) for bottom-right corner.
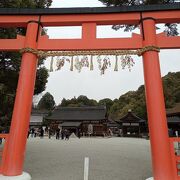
(0, 172), (31, 180)
(146, 177), (154, 180)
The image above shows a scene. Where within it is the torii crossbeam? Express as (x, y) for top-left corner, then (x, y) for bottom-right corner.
(0, 3), (180, 180)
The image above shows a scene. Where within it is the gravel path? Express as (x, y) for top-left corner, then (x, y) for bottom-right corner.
(24, 137), (152, 180)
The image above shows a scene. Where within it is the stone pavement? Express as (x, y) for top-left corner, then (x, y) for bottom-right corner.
(24, 137), (152, 180)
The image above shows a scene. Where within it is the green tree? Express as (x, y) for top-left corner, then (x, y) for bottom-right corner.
(59, 95), (98, 107)
(60, 98), (69, 107)
(0, 0), (52, 129)
(37, 92), (55, 110)
(34, 67), (49, 94)
(163, 72), (180, 107)
(77, 95), (98, 106)
(98, 98), (113, 115)
(99, 0), (178, 36)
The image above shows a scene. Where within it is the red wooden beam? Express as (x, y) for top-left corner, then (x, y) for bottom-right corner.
(142, 11), (180, 23)
(1, 11), (180, 27)
(1, 33), (180, 51)
(0, 13), (140, 27)
(40, 13), (140, 26)
(37, 33), (142, 51)
(0, 134), (8, 139)
(0, 35), (25, 51)
(0, 16), (39, 27)
(156, 33), (180, 49)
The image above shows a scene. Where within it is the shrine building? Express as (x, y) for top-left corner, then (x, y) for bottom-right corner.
(45, 106), (108, 136)
(116, 110), (147, 137)
(166, 103), (180, 136)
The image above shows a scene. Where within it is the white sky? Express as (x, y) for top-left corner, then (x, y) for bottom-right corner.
(35, 0), (180, 104)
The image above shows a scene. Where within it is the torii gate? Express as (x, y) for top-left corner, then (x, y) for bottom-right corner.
(0, 3), (180, 180)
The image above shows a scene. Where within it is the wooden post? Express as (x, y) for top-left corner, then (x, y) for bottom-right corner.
(2, 22), (39, 176)
(142, 18), (175, 180)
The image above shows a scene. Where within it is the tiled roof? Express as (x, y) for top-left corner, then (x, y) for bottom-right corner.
(46, 106), (106, 121)
(117, 111), (145, 123)
(31, 108), (49, 116)
(30, 115), (43, 123)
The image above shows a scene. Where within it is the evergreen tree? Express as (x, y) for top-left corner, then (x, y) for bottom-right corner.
(99, 0), (178, 36)
(59, 96), (98, 107)
(0, 0), (52, 130)
(37, 92), (55, 110)
(98, 98), (114, 116)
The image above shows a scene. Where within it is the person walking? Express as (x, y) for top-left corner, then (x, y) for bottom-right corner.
(31, 128), (35, 138)
(61, 129), (64, 140)
(40, 127), (44, 138)
(27, 129), (30, 138)
(77, 129), (81, 139)
(64, 129), (70, 140)
(48, 127), (52, 139)
(56, 127), (60, 140)
(34, 128), (38, 137)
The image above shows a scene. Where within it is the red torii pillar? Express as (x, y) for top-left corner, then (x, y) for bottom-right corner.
(2, 22), (39, 177)
(142, 18), (175, 180)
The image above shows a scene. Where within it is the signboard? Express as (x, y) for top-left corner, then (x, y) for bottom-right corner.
(131, 123), (139, 126)
(122, 123), (139, 126)
(88, 124), (93, 134)
(123, 123), (130, 126)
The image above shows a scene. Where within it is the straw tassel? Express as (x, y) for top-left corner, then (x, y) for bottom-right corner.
(70, 56), (74, 71)
(114, 55), (118, 71)
(49, 56), (54, 72)
(90, 55), (93, 71)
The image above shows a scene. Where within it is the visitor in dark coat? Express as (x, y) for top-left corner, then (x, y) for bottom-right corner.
(77, 129), (81, 139)
(40, 127), (44, 138)
(56, 128), (60, 140)
(64, 129), (70, 140)
(27, 129), (30, 138)
(61, 129), (64, 140)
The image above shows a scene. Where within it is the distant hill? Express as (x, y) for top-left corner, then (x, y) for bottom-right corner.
(109, 72), (180, 120)
(58, 72), (180, 121)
